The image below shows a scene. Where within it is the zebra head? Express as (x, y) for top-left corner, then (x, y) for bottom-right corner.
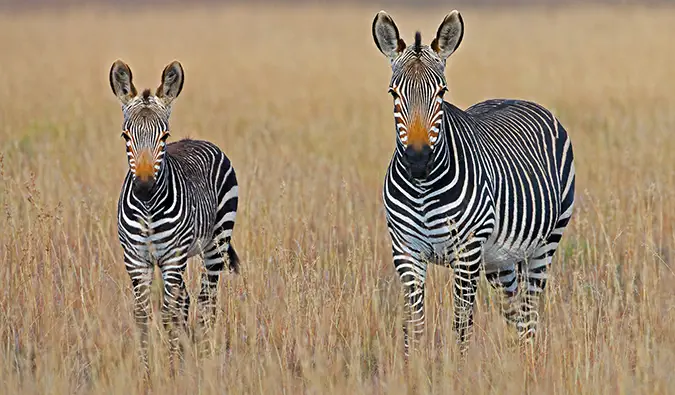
(109, 60), (184, 198)
(372, 10), (464, 180)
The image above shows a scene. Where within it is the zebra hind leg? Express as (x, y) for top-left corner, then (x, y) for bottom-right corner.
(197, 235), (238, 357)
(484, 264), (521, 328)
(519, 243), (557, 346)
(159, 258), (189, 376)
(519, 142), (575, 347)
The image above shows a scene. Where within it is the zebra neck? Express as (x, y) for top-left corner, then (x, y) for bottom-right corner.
(395, 134), (452, 191)
(130, 159), (173, 210)
(430, 131), (451, 175)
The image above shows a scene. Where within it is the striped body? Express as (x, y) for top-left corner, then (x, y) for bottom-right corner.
(118, 139), (238, 269)
(372, 11), (575, 357)
(384, 99), (574, 272)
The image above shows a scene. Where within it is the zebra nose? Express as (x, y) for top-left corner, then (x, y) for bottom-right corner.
(132, 178), (156, 200)
(404, 145), (433, 179)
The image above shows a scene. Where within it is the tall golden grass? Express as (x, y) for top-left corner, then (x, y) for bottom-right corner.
(1, 4), (675, 394)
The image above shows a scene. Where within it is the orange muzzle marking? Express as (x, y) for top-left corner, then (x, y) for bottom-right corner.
(135, 150), (155, 182)
(406, 113), (431, 150)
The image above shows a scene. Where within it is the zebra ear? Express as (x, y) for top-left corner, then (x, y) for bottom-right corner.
(431, 10), (464, 61)
(156, 61), (184, 105)
(372, 11), (406, 61)
(109, 60), (137, 105)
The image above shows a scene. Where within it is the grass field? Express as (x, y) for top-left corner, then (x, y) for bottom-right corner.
(1, 4), (675, 394)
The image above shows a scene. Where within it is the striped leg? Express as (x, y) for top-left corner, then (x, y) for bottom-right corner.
(196, 165), (239, 356)
(125, 253), (154, 380)
(159, 254), (189, 375)
(452, 241), (482, 354)
(394, 252), (426, 359)
(514, 132), (575, 343)
(519, 195), (573, 344)
(519, 250), (551, 344)
(197, 234), (239, 357)
(485, 264), (521, 327)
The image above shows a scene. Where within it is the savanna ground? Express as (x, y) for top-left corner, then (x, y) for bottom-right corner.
(1, 4), (675, 394)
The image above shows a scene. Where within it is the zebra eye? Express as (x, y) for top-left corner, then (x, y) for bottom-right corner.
(160, 131), (171, 141)
(439, 87), (448, 97)
(388, 88), (399, 99)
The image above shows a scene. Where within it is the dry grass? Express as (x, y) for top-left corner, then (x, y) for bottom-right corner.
(1, 4), (675, 394)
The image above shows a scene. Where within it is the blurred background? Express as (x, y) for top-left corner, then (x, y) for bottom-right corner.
(0, 0), (671, 9)
(1, 0), (674, 394)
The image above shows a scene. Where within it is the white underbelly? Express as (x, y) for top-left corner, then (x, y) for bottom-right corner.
(185, 235), (210, 258)
(481, 235), (540, 270)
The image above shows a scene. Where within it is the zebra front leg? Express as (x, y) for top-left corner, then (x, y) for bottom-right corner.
(484, 264), (521, 327)
(159, 254), (189, 376)
(394, 252), (427, 359)
(452, 241), (482, 355)
(125, 254), (154, 380)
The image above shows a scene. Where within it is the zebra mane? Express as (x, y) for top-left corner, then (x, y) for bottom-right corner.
(414, 31), (422, 54)
(142, 89), (151, 102)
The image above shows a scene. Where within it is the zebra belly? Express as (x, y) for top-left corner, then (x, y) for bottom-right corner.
(481, 240), (536, 270)
(481, 214), (550, 270)
(429, 234), (460, 262)
(185, 233), (212, 258)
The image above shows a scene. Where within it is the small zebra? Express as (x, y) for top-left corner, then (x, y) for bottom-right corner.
(109, 60), (240, 374)
(372, 11), (575, 357)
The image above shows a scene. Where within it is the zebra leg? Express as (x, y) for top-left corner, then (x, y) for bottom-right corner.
(394, 252), (427, 359)
(197, 234), (239, 357)
(159, 255), (189, 376)
(518, 137), (575, 345)
(519, 241), (558, 344)
(452, 241), (482, 355)
(484, 264), (521, 327)
(126, 255), (154, 380)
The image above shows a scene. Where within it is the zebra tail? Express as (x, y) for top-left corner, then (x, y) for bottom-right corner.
(228, 244), (241, 274)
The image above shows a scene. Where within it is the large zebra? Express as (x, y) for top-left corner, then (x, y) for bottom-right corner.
(109, 60), (240, 375)
(372, 11), (575, 357)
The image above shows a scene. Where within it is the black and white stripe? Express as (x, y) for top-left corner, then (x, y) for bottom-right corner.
(109, 60), (240, 375)
(373, 11), (575, 357)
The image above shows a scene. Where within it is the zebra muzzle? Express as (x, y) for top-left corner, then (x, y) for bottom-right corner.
(132, 177), (156, 200)
(132, 150), (158, 199)
(134, 150), (156, 182)
(403, 145), (433, 179)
